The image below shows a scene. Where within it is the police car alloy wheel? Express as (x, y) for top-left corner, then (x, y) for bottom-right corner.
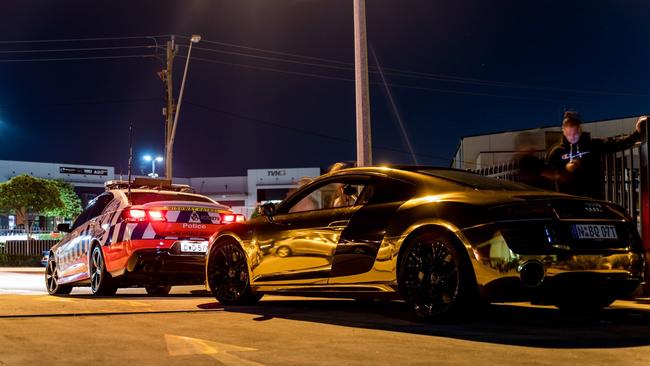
(45, 255), (72, 295)
(89, 246), (117, 296)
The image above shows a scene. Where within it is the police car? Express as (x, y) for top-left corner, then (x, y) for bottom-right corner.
(45, 178), (244, 296)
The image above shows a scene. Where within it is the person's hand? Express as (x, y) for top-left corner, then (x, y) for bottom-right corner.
(566, 159), (581, 173)
(636, 116), (647, 133)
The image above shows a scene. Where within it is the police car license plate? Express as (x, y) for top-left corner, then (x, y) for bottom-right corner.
(572, 224), (618, 240)
(180, 241), (208, 253)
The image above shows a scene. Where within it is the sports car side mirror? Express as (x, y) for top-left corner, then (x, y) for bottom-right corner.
(57, 223), (71, 233)
(261, 202), (277, 218)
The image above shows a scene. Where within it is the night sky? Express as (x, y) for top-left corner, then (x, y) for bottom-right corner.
(1, 0), (649, 177)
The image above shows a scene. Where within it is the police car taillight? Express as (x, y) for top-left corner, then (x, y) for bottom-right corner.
(122, 209), (167, 223)
(123, 209), (147, 222)
(148, 210), (166, 222)
(219, 213), (245, 224)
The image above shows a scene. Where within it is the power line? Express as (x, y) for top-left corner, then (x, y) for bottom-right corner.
(182, 54), (570, 103)
(0, 98), (161, 110)
(0, 45), (158, 54)
(2, 34), (647, 98)
(0, 54), (157, 63)
(189, 35), (650, 98)
(184, 100), (455, 164)
(0, 35), (170, 44)
(179, 44), (354, 73)
(176, 35), (353, 66)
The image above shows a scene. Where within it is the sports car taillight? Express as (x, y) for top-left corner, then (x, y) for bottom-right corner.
(122, 209), (167, 223)
(220, 213), (245, 223)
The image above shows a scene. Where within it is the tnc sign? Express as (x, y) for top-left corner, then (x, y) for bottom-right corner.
(267, 170), (287, 177)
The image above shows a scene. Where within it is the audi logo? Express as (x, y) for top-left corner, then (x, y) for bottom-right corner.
(584, 203), (604, 212)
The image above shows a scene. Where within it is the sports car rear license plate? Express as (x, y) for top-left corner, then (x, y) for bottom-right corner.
(180, 242), (208, 253)
(572, 224), (618, 240)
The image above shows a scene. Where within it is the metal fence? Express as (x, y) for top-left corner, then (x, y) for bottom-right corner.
(0, 227), (63, 256)
(0, 240), (58, 256)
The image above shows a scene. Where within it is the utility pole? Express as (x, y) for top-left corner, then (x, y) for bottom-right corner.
(159, 35), (199, 180)
(353, 0), (372, 167)
(163, 36), (176, 179)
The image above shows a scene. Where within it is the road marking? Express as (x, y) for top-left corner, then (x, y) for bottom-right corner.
(165, 334), (264, 366)
(0, 290), (47, 295)
(36, 295), (80, 302)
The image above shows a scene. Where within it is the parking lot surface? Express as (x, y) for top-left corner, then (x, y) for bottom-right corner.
(1, 268), (650, 366)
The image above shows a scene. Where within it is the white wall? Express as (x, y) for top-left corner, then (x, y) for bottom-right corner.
(246, 167), (321, 207)
(453, 117), (640, 170)
(0, 160), (115, 187)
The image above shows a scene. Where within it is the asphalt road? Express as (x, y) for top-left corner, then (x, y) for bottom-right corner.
(1, 268), (650, 366)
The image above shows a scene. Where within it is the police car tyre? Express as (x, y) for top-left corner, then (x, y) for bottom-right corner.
(145, 285), (172, 296)
(207, 239), (263, 305)
(275, 245), (292, 258)
(45, 256), (72, 295)
(90, 245), (117, 296)
(398, 231), (477, 321)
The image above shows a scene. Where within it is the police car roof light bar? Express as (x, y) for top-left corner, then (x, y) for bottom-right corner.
(104, 179), (195, 193)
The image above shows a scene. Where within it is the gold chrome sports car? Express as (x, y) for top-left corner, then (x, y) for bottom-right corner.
(205, 166), (645, 320)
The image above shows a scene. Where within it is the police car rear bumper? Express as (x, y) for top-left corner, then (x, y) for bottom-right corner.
(122, 248), (205, 286)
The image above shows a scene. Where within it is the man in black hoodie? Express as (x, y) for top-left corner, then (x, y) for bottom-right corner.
(547, 112), (646, 199)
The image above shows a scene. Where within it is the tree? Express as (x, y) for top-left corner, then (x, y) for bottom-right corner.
(0, 174), (63, 240)
(44, 180), (82, 221)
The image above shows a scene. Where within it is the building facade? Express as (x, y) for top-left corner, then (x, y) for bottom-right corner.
(452, 116), (640, 170)
(0, 160), (321, 225)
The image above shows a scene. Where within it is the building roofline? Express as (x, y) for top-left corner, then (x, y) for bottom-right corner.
(451, 114), (647, 164)
(0, 159), (113, 169)
(457, 114), (646, 140)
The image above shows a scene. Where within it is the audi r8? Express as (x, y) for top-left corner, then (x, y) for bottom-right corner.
(205, 166), (645, 320)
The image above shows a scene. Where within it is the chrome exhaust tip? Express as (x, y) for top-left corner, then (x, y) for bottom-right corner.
(518, 260), (545, 288)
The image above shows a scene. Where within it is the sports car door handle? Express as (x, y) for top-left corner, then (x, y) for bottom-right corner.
(328, 220), (349, 231)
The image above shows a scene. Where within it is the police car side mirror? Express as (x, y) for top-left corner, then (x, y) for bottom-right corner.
(57, 223), (71, 233)
(261, 202), (276, 218)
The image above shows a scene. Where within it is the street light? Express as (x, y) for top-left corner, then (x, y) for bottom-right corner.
(166, 34), (201, 179)
(143, 155), (164, 178)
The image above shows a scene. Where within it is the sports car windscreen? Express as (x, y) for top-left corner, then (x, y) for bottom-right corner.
(419, 169), (536, 191)
(129, 192), (214, 204)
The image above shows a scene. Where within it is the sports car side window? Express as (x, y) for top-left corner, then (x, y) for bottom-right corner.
(288, 182), (365, 213)
(360, 178), (416, 205)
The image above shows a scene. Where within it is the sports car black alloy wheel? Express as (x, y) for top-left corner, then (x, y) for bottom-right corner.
(208, 240), (262, 305)
(45, 256), (72, 295)
(90, 246), (117, 296)
(399, 232), (471, 320)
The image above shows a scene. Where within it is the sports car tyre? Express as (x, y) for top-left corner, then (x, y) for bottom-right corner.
(45, 255), (72, 295)
(207, 240), (262, 305)
(145, 285), (172, 296)
(398, 231), (476, 321)
(89, 245), (117, 296)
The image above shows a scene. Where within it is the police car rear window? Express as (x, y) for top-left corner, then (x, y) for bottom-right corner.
(129, 193), (213, 205)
